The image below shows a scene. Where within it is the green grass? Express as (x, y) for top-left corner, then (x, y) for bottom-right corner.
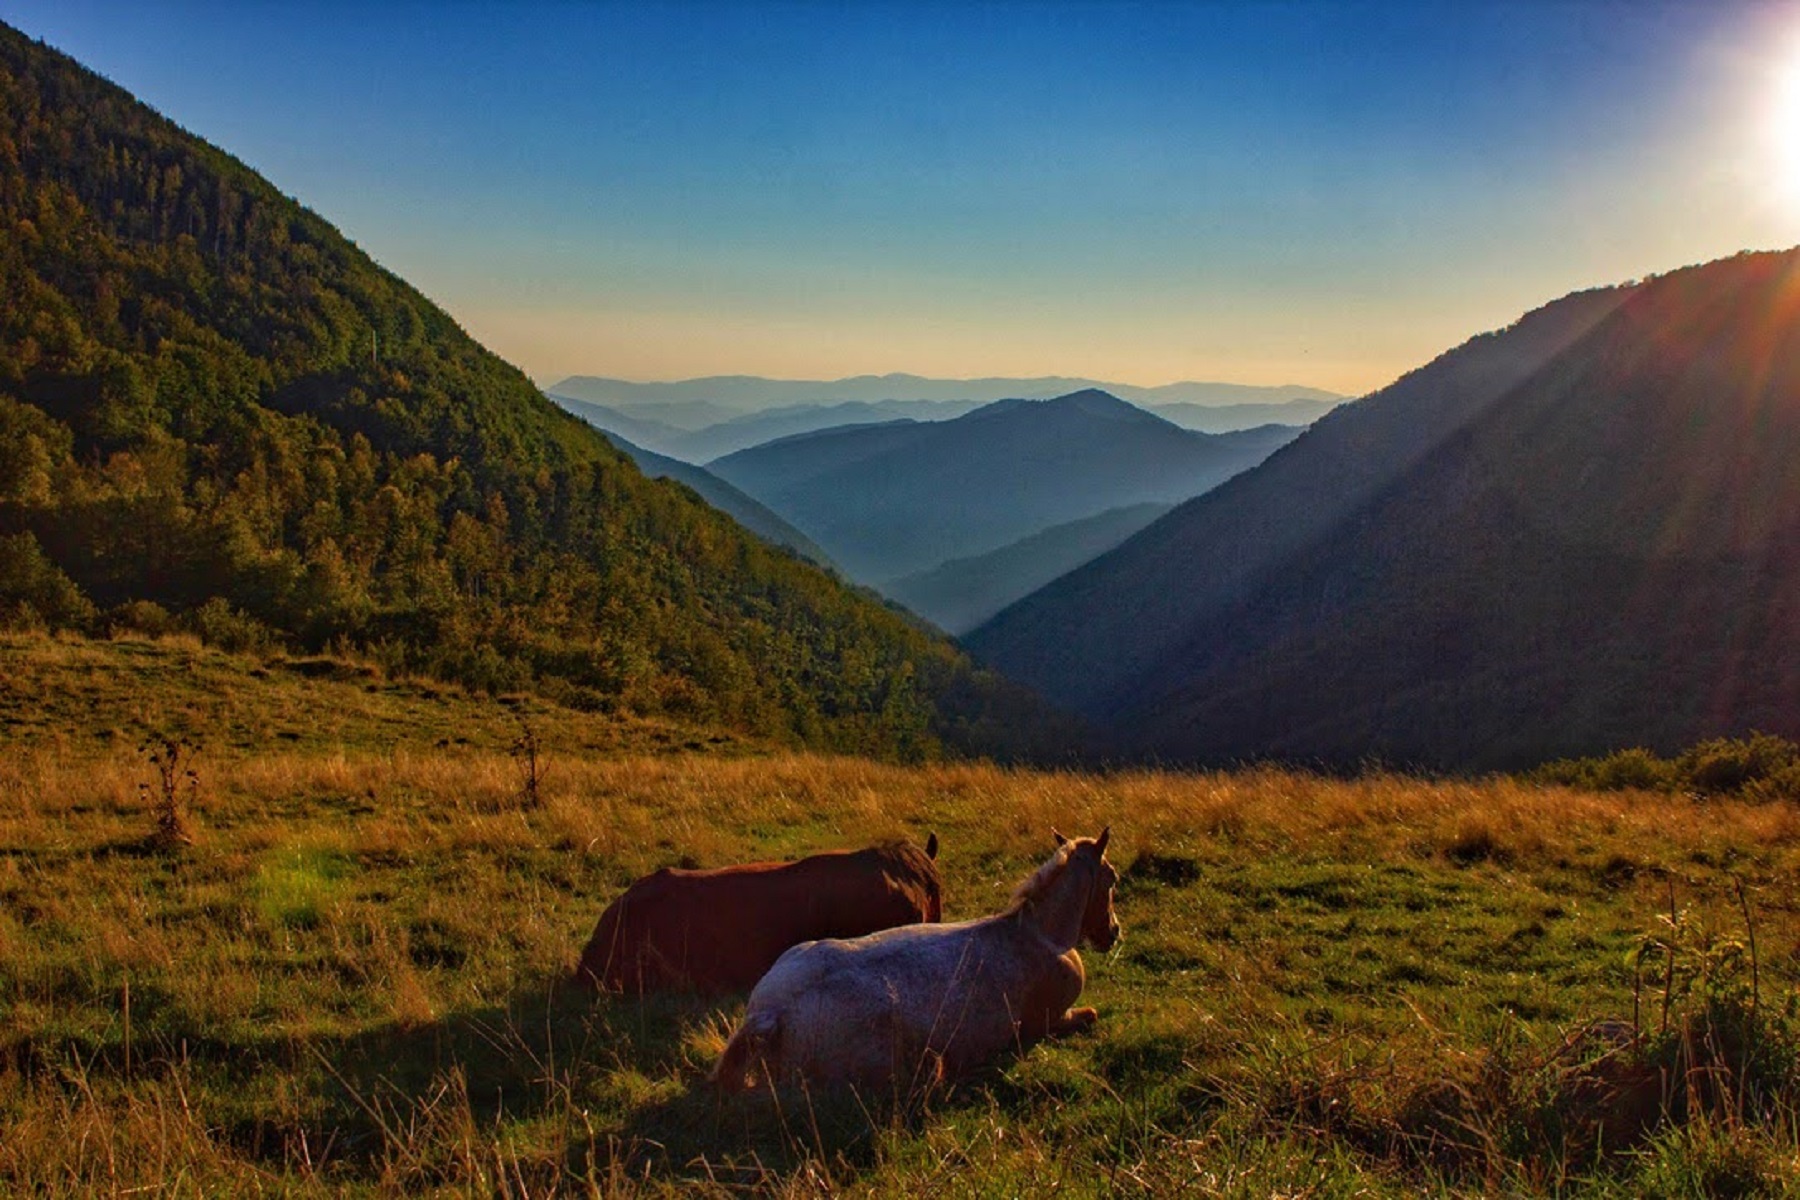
(4, 632), (1800, 1195)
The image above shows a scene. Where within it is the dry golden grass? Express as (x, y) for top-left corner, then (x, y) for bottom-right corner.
(6, 633), (1800, 1195)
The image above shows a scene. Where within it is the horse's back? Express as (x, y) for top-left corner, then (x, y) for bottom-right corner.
(577, 843), (940, 993)
(741, 917), (1036, 1087)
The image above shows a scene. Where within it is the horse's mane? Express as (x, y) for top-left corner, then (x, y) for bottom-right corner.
(1006, 842), (1075, 913)
(870, 838), (936, 869)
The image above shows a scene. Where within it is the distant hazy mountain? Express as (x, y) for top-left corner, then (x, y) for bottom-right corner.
(884, 503), (1172, 635)
(548, 373), (1343, 420)
(967, 283), (1632, 724)
(973, 249), (1800, 768)
(1149, 397), (1343, 434)
(552, 394), (983, 462)
(546, 381), (749, 430)
(550, 377), (1341, 463)
(593, 430), (834, 568)
(546, 392), (688, 451)
(709, 390), (1301, 583)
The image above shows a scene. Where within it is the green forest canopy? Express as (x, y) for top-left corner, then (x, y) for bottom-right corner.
(0, 23), (1052, 760)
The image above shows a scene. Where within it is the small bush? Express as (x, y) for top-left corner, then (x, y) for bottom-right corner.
(1532, 746), (1675, 792)
(184, 597), (279, 655)
(1532, 735), (1800, 800)
(1679, 734), (1800, 799)
(107, 599), (175, 638)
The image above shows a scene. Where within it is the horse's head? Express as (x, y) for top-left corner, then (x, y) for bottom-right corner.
(1053, 826), (1120, 952)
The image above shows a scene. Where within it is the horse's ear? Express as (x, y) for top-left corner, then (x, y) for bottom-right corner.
(925, 832), (939, 860)
(1051, 828), (1068, 847)
(1095, 826), (1111, 854)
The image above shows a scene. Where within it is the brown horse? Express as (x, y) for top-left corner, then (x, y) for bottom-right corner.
(711, 828), (1119, 1093)
(574, 835), (941, 994)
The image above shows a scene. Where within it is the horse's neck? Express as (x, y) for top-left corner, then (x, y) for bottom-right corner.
(1017, 863), (1090, 951)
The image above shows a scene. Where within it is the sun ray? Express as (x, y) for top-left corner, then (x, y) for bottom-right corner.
(1779, 45), (1800, 207)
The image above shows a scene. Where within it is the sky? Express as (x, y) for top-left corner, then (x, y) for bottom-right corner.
(6, 1), (1800, 396)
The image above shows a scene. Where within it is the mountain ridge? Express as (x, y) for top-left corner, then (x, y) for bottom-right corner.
(551, 380), (1337, 462)
(974, 249), (1800, 767)
(549, 372), (1345, 420)
(710, 391), (1300, 584)
(966, 283), (1637, 720)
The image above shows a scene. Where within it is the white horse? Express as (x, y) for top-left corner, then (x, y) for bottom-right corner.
(711, 828), (1120, 1093)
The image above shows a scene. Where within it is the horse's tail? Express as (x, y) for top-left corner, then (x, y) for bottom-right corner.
(711, 1007), (780, 1091)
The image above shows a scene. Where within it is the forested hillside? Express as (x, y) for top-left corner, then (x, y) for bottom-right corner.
(968, 284), (1633, 718)
(0, 24), (1040, 757)
(975, 250), (1800, 768)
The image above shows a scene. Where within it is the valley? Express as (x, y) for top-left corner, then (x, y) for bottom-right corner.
(6, 10), (1800, 1197)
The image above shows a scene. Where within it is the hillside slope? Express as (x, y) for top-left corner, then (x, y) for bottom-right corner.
(976, 250), (1800, 767)
(966, 284), (1634, 718)
(884, 503), (1172, 635)
(710, 391), (1298, 583)
(587, 430), (834, 567)
(1123, 249), (1800, 767)
(0, 23), (1037, 757)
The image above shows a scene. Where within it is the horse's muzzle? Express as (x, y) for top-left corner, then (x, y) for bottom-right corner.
(1093, 921), (1121, 952)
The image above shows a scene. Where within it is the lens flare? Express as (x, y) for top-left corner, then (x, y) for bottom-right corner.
(1781, 53), (1800, 207)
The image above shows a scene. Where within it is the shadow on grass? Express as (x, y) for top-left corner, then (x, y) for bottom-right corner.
(10, 973), (1067, 1190)
(262, 976), (959, 1189)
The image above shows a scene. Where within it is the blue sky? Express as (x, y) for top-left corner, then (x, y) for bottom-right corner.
(6, 1), (1800, 394)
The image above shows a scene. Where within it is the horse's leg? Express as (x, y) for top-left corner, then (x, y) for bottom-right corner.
(1047, 1006), (1097, 1035)
(712, 1007), (781, 1090)
(1016, 949), (1091, 1045)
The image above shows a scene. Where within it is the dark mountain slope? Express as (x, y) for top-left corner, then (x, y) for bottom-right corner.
(710, 391), (1298, 583)
(966, 284), (1634, 717)
(885, 502), (1171, 635)
(706, 419), (932, 498)
(0, 23), (1041, 758)
(589, 429), (833, 567)
(1122, 249), (1800, 767)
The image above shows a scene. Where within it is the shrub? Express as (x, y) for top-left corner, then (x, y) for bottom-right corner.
(1530, 735), (1800, 800)
(106, 598), (175, 638)
(1678, 734), (1800, 798)
(183, 597), (278, 655)
(1531, 746), (1674, 792)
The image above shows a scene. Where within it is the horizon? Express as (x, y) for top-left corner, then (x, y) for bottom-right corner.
(544, 369), (1345, 394)
(7, 2), (1800, 395)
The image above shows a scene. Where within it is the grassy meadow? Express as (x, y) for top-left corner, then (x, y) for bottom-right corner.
(5, 632), (1800, 1196)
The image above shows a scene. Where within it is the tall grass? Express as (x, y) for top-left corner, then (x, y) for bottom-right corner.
(5, 633), (1800, 1193)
